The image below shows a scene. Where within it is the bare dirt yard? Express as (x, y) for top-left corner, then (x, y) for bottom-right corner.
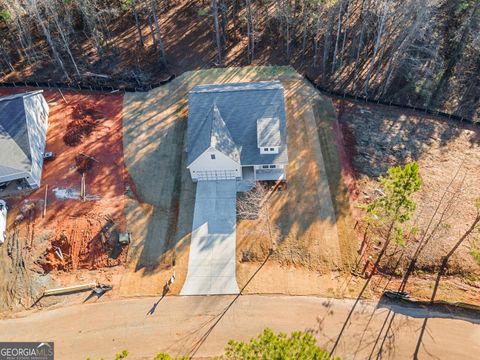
(0, 88), (130, 312)
(119, 66), (361, 298)
(334, 99), (480, 304)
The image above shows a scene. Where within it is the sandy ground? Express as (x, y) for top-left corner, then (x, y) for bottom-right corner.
(0, 295), (478, 360)
(119, 66), (358, 298)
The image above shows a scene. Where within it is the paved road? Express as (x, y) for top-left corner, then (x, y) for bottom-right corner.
(181, 180), (239, 295)
(0, 295), (478, 360)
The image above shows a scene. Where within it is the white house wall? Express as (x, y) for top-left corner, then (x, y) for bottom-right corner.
(189, 147), (241, 181)
(23, 94), (49, 188)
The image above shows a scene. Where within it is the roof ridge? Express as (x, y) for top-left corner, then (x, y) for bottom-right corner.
(0, 90), (44, 103)
(190, 81), (282, 94)
(209, 105), (240, 162)
(210, 105), (238, 147)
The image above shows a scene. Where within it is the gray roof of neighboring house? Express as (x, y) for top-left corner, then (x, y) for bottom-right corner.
(257, 117), (281, 147)
(187, 81), (288, 166)
(0, 91), (46, 182)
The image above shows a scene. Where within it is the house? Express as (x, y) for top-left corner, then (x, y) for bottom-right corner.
(186, 81), (288, 182)
(0, 91), (49, 189)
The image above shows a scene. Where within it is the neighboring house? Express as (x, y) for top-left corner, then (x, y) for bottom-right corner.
(0, 91), (49, 189)
(187, 81), (288, 182)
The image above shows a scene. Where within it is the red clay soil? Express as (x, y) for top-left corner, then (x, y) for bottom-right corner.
(0, 87), (131, 272)
(63, 105), (102, 147)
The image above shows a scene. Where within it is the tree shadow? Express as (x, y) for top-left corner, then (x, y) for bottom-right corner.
(146, 281), (171, 316)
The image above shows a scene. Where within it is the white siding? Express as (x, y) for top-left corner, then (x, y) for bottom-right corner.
(23, 94), (49, 188)
(259, 146), (279, 154)
(0, 201), (6, 244)
(189, 147), (241, 181)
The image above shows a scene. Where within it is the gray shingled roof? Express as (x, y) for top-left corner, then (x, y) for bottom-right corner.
(0, 95), (31, 174)
(210, 105), (240, 162)
(0, 91), (46, 183)
(187, 81), (288, 166)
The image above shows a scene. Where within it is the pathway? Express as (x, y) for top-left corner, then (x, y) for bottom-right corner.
(180, 180), (239, 295)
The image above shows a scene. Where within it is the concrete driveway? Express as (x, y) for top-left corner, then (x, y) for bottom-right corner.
(181, 180), (240, 295)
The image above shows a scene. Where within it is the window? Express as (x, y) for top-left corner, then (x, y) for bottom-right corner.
(269, 165), (276, 169)
(211, 154), (216, 160)
(270, 148), (274, 151)
(262, 165), (269, 169)
(264, 148), (269, 151)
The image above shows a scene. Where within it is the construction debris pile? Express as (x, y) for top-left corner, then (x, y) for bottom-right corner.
(37, 214), (128, 272)
(75, 154), (94, 174)
(63, 104), (102, 146)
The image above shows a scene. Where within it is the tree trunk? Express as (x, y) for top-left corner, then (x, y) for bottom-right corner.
(245, 0), (254, 63)
(29, 0), (70, 80)
(331, 0), (344, 74)
(312, 2), (323, 67)
(428, 0), (480, 107)
(132, 0), (144, 47)
(354, 0), (368, 91)
(322, 11), (334, 80)
(150, 0), (167, 65)
(212, 0), (222, 64)
(300, 0), (309, 61)
(0, 46), (15, 72)
(148, 14), (157, 51)
(219, 0), (228, 43)
(363, 0), (389, 96)
(46, 2), (81, 78)
(338, 0), (350, 72)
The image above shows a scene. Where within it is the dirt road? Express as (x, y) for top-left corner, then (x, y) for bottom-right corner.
(0, 295), (478, 360)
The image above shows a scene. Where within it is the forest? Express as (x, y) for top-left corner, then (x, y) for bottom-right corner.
(0, 0), (479, 121)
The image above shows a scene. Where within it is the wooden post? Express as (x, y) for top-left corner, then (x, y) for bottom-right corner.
(43, 282), (97, 296)
(80, 174), (84, 201)
(82, 174), (86, 201)
(43, 185), (48, 217)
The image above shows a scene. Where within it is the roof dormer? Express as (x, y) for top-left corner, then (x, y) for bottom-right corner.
(257, 117), (280, 154)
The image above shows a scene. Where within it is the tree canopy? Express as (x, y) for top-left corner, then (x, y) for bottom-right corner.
(221, 328), (338, 360)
